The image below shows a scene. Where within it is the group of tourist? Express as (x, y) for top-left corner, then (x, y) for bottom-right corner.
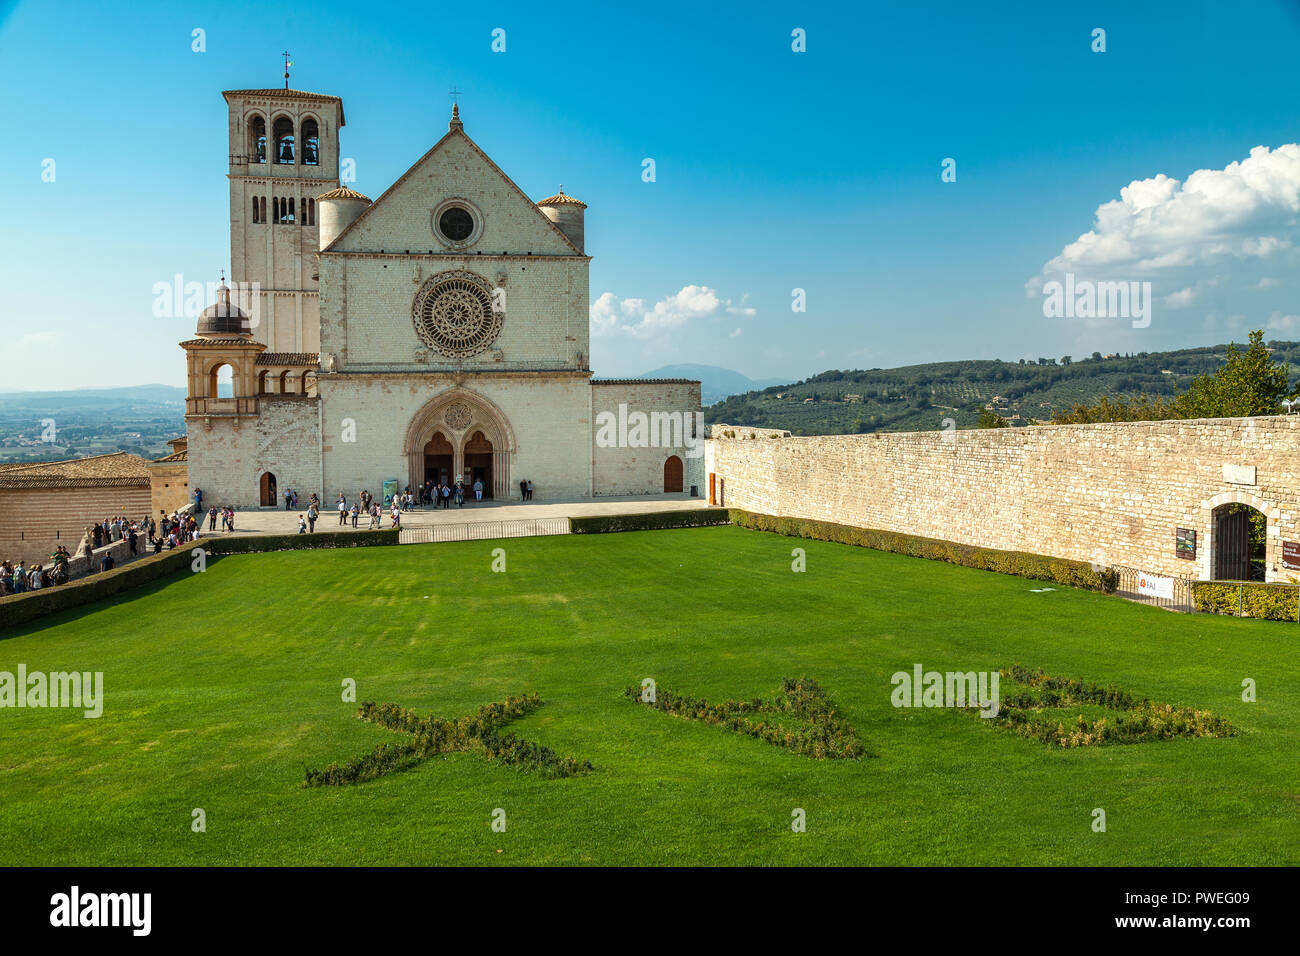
(281, 477), (540, 534)
(1, 546), (72, 594)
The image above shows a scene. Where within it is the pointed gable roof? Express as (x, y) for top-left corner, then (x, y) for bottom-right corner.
(322, 117), (584, 256)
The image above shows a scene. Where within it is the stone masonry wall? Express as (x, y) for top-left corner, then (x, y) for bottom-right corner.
(186, 397), (322, 509)
(0, 485), (152, 566)
(707, 416), (1300, 583)
(592, 381), (703, 495)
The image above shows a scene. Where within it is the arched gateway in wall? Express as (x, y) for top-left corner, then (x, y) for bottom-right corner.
(402, 389), (515, 499)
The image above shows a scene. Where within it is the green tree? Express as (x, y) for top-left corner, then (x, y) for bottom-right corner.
(977, 408), (1009, 428)
(1173, 330), (1290, 418)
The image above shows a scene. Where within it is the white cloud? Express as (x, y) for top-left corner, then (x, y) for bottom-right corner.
(1265, 310), (1300, 332)
(1165, 287), (1197, 308)
(1029, 144), (1300, 294)
(591, 285), (756, 338)
(729, 327), (742, 338)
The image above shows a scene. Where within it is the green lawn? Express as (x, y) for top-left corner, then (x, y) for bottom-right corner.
(1, 525), (1296, 865)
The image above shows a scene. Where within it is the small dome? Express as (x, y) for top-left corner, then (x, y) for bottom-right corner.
(537, 187), (587, 208)
(197, 283), (251, 337)
(317, 186), (372, 203)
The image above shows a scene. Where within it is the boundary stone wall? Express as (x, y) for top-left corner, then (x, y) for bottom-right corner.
(706, 416), (1300, 582)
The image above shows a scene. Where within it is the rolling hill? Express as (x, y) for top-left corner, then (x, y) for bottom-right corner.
(705, 341), (1300, 435)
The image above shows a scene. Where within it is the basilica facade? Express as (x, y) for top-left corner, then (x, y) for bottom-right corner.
(180, 86), (701, 507)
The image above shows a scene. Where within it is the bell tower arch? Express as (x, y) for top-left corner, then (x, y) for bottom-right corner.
(223, 85), (345, 355)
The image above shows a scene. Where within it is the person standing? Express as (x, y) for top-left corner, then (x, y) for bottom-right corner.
(350, 502), (359, 528)
(526, 480), (534, 501)
(208, 506), (218, 531)
(307, 504), (318, 532)
(338, 495), (348, 526)
(473, 478), (483, 502)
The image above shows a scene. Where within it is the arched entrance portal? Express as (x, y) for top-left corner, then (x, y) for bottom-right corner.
(664, 455), (684, 492)
(424, 432), (453, 488)
(403, 389), (516, 499)
(464, 430), (494, 498)
(1212, 503), (1266, 581)
(259, 471), (277, 507)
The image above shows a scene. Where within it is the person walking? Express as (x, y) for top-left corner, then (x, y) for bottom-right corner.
(298, 514), (307, 534)
(284, 489), (292, 511)
(307, 504), (318, 532)
(454, 482), (464, 507)
(350, 502), (359, 528)
(473, 478), (483, 502)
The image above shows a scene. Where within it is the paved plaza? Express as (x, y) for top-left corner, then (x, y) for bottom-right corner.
(210, 493), (712, 536)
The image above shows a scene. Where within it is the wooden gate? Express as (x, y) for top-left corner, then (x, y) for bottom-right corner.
(1213, 506), (1251, 580)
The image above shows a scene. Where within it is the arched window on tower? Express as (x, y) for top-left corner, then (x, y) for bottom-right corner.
(273, 116), (295, 164)
(287, 197), (295, 224)
(259, 196), (267, 222)
(302, 118), (320, 165)
(249, 115), (266, 164)
(209, 363), (234, 399)
(252, 196), (261, 224)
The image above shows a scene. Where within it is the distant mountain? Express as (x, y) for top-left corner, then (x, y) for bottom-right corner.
(0, 384), (187, 404)
(705, 340), (1300, 436)
(638, 364), (791, 405)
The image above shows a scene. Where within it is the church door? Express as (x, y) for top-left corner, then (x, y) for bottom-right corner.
(464, 430), (494, 498)
(260, 471), (277, 507)
(664, 455), (684, 493)
(424, 433), (454, 488)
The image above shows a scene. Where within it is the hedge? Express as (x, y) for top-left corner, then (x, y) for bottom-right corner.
(728, 510), (1119, 593)
(1192, 580), (1300, 621)
(0, 529), (400, 633)
(569, 508), (731, 534)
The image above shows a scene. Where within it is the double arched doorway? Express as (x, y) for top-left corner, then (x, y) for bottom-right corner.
(422, 429), (495, 497)
(404, 389), (515, 499)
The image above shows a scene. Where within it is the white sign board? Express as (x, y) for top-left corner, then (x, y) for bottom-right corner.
(1223, 463), (1256, 486)
(1137, 572), (1174, 599)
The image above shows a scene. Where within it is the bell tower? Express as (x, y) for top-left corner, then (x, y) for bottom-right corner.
(223, 83), (344, 355)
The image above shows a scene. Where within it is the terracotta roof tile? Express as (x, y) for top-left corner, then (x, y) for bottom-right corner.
(317, 186), (371, 203)
(256, 352), (319, 367)
(0, 452), (151, 489)
(537, 189), (587, 208)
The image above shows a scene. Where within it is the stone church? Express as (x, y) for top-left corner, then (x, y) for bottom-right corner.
(180, 85), (701, 507)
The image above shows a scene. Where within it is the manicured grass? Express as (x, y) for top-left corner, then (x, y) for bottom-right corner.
(1, 525), (1296, 865)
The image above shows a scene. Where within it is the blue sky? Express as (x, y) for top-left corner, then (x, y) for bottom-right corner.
(2, 0), (1300, 389)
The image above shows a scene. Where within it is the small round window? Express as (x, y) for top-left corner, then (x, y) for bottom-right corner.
(438, 206), (474, 242)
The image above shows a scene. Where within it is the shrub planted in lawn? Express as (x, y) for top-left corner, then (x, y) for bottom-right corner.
(305, 692), (594, 786)
(625, 676), (867, 759)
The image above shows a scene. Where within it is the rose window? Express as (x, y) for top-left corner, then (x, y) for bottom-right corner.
(412, 272), (502, 358)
